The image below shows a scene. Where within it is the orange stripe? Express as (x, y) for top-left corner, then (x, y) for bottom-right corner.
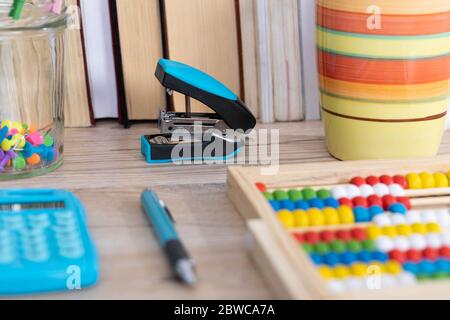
(318, 50), (450, 85)
(317, 6), (450, 36)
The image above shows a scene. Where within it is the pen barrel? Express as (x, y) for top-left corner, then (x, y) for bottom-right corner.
(163, 240), (191, 268)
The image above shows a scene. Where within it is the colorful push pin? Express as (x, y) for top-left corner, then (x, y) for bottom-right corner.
(12, 154), (26, 171)
(0, 150), (17, 172)
(26, 131), (45, 146)
(9, 0), (26, 20)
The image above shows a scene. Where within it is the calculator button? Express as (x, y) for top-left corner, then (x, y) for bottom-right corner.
(59, 247), (85, 260)
(24, 250), (50, 263)
(53, 211), (76, 220)
(3, 216), (25, 230)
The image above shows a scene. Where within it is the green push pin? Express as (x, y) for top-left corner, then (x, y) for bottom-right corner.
(44, 134), (54, 147)
(9, 0), (26, 21)
(13, 154), (26, 171)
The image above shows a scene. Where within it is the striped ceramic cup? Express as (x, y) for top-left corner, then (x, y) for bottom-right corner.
(317, 0), (450, 160)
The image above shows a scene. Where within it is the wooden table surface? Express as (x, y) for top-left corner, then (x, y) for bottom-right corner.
(5, 121), (450, 299)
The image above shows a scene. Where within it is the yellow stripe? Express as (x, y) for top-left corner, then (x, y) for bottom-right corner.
(317, 0), (450, 14)
(319, 76), (450, 101)
(321, 92), (449, 120)
(317, 28), (450, 59)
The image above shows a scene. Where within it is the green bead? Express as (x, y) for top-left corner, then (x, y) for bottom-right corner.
(273, 190), (288, 201)
(288, 189), (303, 202)
(263, 192), (274, 201)
(432, 272), (448, 280)
(302, 243), (314, 254)
(346, 240), (363, 253)
(317, 189), (332, 199)
(314, 242), (330, 255)
(416, 274), (428, 281)
(13, 155), (26, 170)
(330, 240), (346, 253)
(44, 134), (54, 147)
(362, 240), (377, 252)
(302, 188), (316, 201)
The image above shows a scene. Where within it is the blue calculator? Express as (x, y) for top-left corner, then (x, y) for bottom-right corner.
(0, 189), (99, 295)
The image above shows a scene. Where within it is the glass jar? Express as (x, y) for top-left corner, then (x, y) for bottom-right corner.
(0, 0), (66, 179)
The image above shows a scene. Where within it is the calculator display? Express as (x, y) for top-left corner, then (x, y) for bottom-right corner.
(0, 202), (66, 211)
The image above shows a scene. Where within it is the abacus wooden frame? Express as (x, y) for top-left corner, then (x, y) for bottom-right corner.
(227, 156), (450, 299)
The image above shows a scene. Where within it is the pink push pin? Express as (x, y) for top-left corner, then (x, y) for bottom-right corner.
(26, 132), (44, 146)
(52, 0), (63, 14)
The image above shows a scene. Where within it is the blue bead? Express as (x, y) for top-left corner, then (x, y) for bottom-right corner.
(295, 200), (310, 210)
(353, 206), (370, 223)
(323, 197), (339, 209)
(358, 250), (372, 263)
(369, 206), (384, 218)
(403, 263), (420, 275)
(340, 252), (357, 265)
(436, 259), (450, 273)
(310, 254), (323, 265)
(371, 251), (389, 263)
(280, 200), (295, 211)
(419, 260), (437, 275)
(269, 200), (281, 211)
(308, 198), (325, 209)
(389, 203), (407, 215)
(323, 253), (340, 267)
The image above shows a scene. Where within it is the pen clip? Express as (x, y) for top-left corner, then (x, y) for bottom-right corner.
(160, 200), (176, 223)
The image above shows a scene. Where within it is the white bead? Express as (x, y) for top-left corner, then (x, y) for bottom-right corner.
(381, 275), (398, 289)
(393, 236), (411, 251)
(420, 210), (437, 224)
(373, 183), (390, 197)
(435, 209), (450, 227)
(345, 185), (361, 199)
(359, 184), (375, 197)
(344, 277), (364, 291)
(373, 214), (392, 227)
(406, 210), (422, 224)
(332, 186), (348, 200)
(376, 236), (395, 252)
(391, 214), (407, 226)
(441, 232), (450, 246)
(425, 233), (442, 249)
(397, 272), (417, 287)
(409, 234), (427, 250)
(389, 183), (405, 197)
(328, 280), (346, 294)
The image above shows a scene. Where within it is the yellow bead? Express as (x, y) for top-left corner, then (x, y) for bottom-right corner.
(433, 172), (449, 188)
(351, 263), (368, 277)
(406, 173), (422, 190)
(277, 210), (295, 229)
(397, 224), (412, 236)
(386, 261), (402, 275)
(293, 210), (309, 227)
(318, 266), (334, 279)
(337, 205), (354, 224)
(426, 222), (441, 233)
(367, 225), (382, 240)
(411, 223), (427, 235)
(419, 172), (435, 189)
(368, 262), (386, 274)
(308, 208), (326, 226)
(1, 139), (13, 151)
(1, 120), (11, 129)
(323, 207), (340, 225)
(333, 265), (351, 279)
(382, 226), (397, 237)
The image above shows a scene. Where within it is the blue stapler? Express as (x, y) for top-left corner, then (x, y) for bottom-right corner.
(141, 59), (256, 164)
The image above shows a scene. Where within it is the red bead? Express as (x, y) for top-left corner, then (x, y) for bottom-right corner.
(336, 229), (352, 242)
(382, 195), (396, 210)
(389, 250), (407, 264)
(406, 249), (422, 263)
(380, 175), (393, 185)
(304, 231), (320, 244)
(292, 233), (304, 243)
(320, 230), (336, 243)
(352, 196), (368, 208)
(350, 228), (367, 241)
(366, 176), (380, 186)
(396, 197), (412, 210)
(423, 248), (439, 261)
(256, 182), (267, 192)
(367, 195), (382, 207)
(439, 246), (450, 259)
(339, 198), (353, 208)
(350, 176), (365, 187)
(393, 175), (408, 189)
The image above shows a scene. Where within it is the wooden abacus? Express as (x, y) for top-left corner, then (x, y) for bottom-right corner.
(227, 157), (450, 299)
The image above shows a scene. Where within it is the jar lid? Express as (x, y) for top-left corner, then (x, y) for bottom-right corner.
(0, 0), (66, 30)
